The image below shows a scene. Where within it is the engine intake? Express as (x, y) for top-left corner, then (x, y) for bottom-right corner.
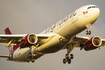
(84, 36), (102, 51)
(20, 33), (38, 48)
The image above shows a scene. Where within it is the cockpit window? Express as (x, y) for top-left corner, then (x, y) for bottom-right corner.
(87, 6), (97, 9)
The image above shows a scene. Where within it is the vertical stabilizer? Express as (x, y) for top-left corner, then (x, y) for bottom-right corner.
(4, 27), (19, 59)
(5, 27), (12, 35)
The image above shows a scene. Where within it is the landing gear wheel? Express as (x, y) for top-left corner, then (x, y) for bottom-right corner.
(32, 61), (35, 63)
(63, 59), (66, 64)
(27, 58), (30, 63)
(29, 52), (32, 56)
(65, 54), (68, 59)
(70, 54), (74, 59)
(88, 30), (91, 35)
(86, 30), (91, 35)
(28, 52), (36, 63)
(86, 30), (88, 35)
(31, 58), (35, 63)
(68, 59), (71, 64)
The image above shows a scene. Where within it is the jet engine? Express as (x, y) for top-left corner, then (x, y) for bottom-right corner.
(19, 33), (38, 48)
(84, 36), (102, 51)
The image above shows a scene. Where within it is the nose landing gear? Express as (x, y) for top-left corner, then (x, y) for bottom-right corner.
(86, 30), (91, 35)
(85, 24), (91, 35)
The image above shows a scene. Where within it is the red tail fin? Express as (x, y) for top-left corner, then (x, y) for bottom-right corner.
(5, 27), (12, 35)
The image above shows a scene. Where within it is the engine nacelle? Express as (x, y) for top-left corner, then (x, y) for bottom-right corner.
(84, 36), (102, 51)
(20, 33), (38, 48)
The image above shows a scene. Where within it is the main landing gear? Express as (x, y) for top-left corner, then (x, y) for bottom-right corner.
(85, 24), (91, 35)
(86, 30), (91, 35)
(63, 45), (74, 64)
(63, 54), (74, 64)
(27, 46), (36, 63)
(27, 52), (36, 63)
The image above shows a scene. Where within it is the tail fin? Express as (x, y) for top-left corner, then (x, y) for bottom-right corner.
(5, 27), (12, 35)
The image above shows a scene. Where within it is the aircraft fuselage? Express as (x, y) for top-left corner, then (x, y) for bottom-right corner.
(11, 5), (100, 62)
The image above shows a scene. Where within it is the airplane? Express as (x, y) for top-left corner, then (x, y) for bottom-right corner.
(0, 4), (105, 64)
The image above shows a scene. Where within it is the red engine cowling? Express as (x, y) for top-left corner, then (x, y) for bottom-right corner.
(19, 33), (38, 48)
(84, 36), (102, 51)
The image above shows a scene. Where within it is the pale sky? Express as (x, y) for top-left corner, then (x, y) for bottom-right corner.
(0, 0), (105, 70)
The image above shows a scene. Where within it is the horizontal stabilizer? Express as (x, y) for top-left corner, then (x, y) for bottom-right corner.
(0, 55), (10, 58)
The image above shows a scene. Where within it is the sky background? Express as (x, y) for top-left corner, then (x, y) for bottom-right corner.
(0, 0), (105, 70)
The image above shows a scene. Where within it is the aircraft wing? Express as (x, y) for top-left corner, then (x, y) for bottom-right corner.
(0, 33), (56, 45)
(70, 36), (105, 49)
(73, 36), (105, 46)
(101, 39), (105, 46)
(71, 36), (89, 44)
(63, 36), (105, 50)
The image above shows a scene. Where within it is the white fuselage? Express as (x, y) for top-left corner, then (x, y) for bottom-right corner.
(12, 5), (100, 62)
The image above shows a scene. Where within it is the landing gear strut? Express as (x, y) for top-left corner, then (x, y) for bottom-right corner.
(85, 24), (91, 35)
(27, 53), (36, 63)
(27, 46), (36, 63)
(63, 45), (74, 64)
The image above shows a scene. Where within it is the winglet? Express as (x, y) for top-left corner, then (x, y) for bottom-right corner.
(5, 27), (12, 35)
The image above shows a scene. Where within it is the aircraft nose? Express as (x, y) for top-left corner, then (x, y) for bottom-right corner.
(91, 7), (100, 23)
(95, 8), (100, 18)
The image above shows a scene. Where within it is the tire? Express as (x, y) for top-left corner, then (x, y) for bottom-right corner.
(70, 54), (74, 59)
(68, 59), (71, 64)
(65, 54), (69, 59)
(63, 59), (66, 64)
(89, 31), (91, 35)
(86, 30), (88, 35)
(32, 59), (35, 63)
(27, 58), (30, 62)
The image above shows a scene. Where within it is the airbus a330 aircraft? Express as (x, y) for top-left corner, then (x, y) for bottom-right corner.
(0, 5), (105, 64)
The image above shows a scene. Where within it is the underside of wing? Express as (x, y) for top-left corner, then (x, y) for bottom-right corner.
(71, 36), (89, 44)
(65, 36), (105, 51)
